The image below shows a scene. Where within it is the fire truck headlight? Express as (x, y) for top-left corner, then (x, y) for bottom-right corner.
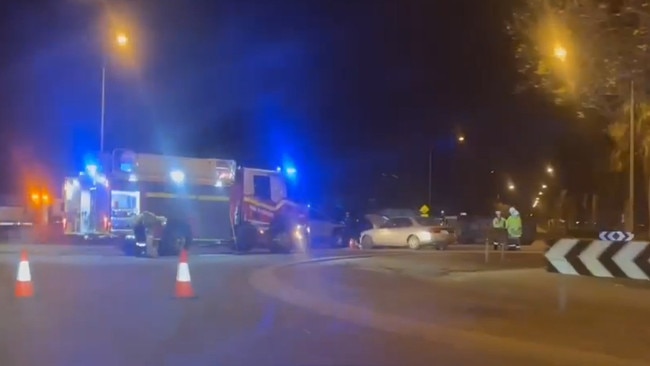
(293, 225), (304, 240)
(170, 170), (185, 184)
(294, 224), (310, 241)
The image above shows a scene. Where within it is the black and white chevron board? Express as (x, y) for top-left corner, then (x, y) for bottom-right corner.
(545, 239), (650, 280)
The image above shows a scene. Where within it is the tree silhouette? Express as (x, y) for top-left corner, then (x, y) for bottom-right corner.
(508, 0), (650, 231)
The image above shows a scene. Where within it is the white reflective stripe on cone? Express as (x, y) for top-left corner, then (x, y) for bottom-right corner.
(176, 263), (191, 282)
(17, 261), (31, 282)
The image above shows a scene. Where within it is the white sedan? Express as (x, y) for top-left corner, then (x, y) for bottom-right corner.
(359, 216), (454, 250)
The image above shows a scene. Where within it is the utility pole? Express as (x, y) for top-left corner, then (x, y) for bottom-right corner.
(628, 79), (635, 233)
(100, 66), (106, 153)
(428, 148), (432, 207)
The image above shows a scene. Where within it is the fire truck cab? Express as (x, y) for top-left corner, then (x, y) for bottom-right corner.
(62, 149), (309, 255)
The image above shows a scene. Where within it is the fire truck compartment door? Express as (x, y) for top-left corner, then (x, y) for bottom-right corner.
(142, 190), (232, 242)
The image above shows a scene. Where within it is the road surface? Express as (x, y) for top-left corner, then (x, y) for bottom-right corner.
(0, 244), (648, 365)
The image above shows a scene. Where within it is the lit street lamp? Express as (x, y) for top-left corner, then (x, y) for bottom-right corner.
(546, 165), (554, 175)
(508, 183), (515, 191)
(100, 32), (130, 153)
(116, 33), (129, 46)
(457, 135), (465, 143)
(541, 184), (547, 189)
(553, 44), (567, 62)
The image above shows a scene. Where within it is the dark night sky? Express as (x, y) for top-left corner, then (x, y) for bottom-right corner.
(0, 0), (585, 213)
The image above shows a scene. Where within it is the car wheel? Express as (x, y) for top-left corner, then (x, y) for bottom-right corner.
(360, 235), (374, 249)
(407, 235), (421, 250)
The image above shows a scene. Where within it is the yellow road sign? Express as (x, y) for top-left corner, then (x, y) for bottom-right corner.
(419, 204), (430, 214)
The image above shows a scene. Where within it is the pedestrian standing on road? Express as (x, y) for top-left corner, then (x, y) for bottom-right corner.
(506, 206), (523, 250)
(492, 211), (506, 229)
(490, 211), (507, 250)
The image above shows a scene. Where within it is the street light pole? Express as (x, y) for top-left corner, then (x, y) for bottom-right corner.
(100, 65), (106, 153)
(428, 148), (432, 207)
(99, 32), (128, 154)
(428, 135), (464, 207)
(628, 79), (635, 232)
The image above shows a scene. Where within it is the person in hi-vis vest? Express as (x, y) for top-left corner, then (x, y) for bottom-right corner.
(492, 211), (506, 229)
(505, 206), (523, 249)
(490, 211), (507, 250)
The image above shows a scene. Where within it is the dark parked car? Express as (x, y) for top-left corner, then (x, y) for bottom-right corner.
(338, 214), (375, 247)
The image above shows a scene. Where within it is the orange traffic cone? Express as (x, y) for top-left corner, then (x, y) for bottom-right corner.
(174, 249), (196, 299)
(15, 251), (34, 298)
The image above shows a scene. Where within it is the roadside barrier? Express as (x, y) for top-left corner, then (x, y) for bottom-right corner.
(545, 238), (650, 280)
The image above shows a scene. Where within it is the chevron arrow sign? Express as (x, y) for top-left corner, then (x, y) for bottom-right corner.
(545, 239), (650, 280)
(598, 231), (634, 242)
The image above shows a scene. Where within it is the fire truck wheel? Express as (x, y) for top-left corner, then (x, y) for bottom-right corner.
(234, 224), (255, 252)
(160, 223), (192, 256)
(270, 231), (292, 253)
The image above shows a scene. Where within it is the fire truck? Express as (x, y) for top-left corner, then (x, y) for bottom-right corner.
(62, 149), (309, 255)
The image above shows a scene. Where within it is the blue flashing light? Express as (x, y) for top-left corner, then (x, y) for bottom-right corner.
(86, 164), (98, 177)
(276, 166), (282, 172)
(285, 166), (297, 176)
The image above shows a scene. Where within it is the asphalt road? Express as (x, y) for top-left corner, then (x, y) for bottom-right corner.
(0, 244), (648, 365)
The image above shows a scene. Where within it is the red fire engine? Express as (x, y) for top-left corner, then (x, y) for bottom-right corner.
(62, 149), (309, 255)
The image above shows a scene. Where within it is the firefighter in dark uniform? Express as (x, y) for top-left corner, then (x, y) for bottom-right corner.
(133, 211), (166, 257)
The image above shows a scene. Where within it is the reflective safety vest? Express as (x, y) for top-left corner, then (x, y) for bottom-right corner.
(492, 217), (506, 228)
(506, 215), (523, 238)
